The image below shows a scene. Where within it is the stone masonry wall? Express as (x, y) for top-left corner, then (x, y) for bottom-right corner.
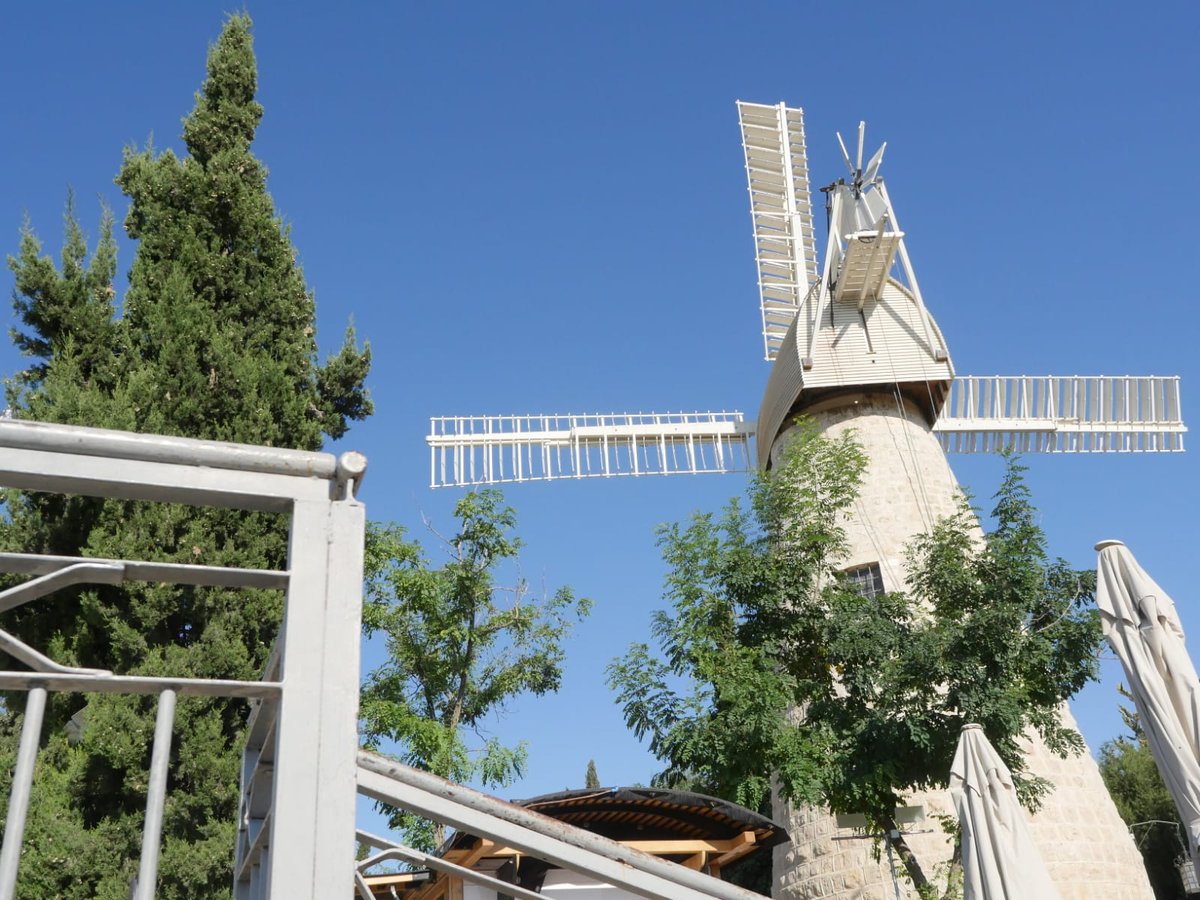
(768, 396), (1151, 899)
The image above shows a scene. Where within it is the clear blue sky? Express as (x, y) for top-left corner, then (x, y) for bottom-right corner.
(2, 1), (1198, 825)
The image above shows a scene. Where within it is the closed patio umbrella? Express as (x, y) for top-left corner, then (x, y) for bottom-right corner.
(950, 724), (1059, 899)
(1096, 539), (1200, 874)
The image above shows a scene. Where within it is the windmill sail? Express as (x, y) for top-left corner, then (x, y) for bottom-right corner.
(428, 412), (753, 488)
(428, 103), (1185, 493)
(738, 101), (818, 361)
(424, 95), (1182, 900)
(935, 375), (1186, 452)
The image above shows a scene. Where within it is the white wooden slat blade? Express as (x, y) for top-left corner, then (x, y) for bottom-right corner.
(737, 101), (818, 361)
(428, 412), (756, 487)
(934, 375), (1187, 453)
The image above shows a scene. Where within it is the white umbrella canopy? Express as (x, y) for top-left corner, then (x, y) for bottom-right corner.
(950, 724), (1060, 900)
(1096, 539), (1200, 867)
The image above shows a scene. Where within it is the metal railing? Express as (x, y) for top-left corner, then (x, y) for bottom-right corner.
(0, 419), (769, 900)
(355, 752), (769, 900)
(0, 553), (288, 900)
(0, 419), (367, 900)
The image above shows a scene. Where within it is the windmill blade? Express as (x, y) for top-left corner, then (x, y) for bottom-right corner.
(738, 101), (819, 361)
(855, 121), (865, 172)
(833, 226), (903, 306)
(428, 411), (755, 488)
(934, 375), (1187, 453)
(861, 141), (886, 186)
(835, 130), (854, 175)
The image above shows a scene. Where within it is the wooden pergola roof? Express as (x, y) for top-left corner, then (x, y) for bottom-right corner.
(362, 786), (788, 898)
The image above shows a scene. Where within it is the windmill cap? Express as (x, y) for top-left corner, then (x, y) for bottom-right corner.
(1094, 540), (1126, 551)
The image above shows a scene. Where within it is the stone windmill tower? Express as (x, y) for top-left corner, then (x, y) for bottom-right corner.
(429, 101), (1185, 897)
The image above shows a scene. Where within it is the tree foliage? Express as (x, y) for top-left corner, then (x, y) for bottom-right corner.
(361, 489), (591, 850)
(1100, 698), (1188, 899)
(607, 423), (1101, 893)
(585, 759), (600, 789)
(1, 15), (370, 898)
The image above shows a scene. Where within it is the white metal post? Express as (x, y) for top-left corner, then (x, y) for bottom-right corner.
(264, 494), (364, 899)
(134, 688), (177, 900)
(0, 686), (46, 900)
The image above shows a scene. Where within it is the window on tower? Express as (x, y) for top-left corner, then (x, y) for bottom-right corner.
(842, 562), (885, 599)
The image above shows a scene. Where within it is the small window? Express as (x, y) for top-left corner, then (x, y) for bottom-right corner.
(843, 563), (885, 599)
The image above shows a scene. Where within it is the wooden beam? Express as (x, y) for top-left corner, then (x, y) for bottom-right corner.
(408, 872), (447, 900)
(443, 839), (499, 869)
(363, 872), (430, 886)
(440, 834), (760, 860)
(615, 835), (755, 855)
(364, 870), (434, 898)
(710, 831), (759, 870)
(370, 830), (763, 898)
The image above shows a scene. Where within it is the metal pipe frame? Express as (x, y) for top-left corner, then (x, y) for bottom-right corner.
(0, 627), (111, 676)
(0, 672), (282, 698)
(0, 687), (47, 900)
(0, 418), (338, 479)
(0, 419), (367, 900)
(356, 751), (766, 900)
(0, 419), (366, 512)
(0, 553), (289, 591)
(0, 562), (125, 614)
(134, 689), (177, 900)
(357, 844), (547, 900)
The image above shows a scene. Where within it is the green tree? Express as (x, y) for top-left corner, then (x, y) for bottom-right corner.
(361, 489), (591, 850)
(1100, 699), (1188, 899)
(1, 15), (370, 899)
(607, 425), (1101, 896)
(7, 192), (119, 400)
(585, 759), (601, 789)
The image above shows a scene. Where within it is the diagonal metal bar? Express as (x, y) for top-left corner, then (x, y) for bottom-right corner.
(357, 841), (546, 900)
(0, 627), (110, 676)
(0, 562), (124, 614)
(356, 751), (765, 900)
(0, 553), (288, 591)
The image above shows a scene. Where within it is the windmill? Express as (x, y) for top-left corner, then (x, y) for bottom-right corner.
(427, 102), (1182, 897)
(428, 103), (1183, 489)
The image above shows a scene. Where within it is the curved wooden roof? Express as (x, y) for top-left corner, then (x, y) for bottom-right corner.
(513, 786), (789, 848)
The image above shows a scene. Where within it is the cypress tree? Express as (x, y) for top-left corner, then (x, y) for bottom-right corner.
(1, 15), (370, 898)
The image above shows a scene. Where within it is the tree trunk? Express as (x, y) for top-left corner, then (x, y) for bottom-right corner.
(940, 837), (963, 900)
(881, 816), (932, 896)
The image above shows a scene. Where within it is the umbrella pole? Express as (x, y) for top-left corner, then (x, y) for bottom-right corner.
(884, 835), (903, 900)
